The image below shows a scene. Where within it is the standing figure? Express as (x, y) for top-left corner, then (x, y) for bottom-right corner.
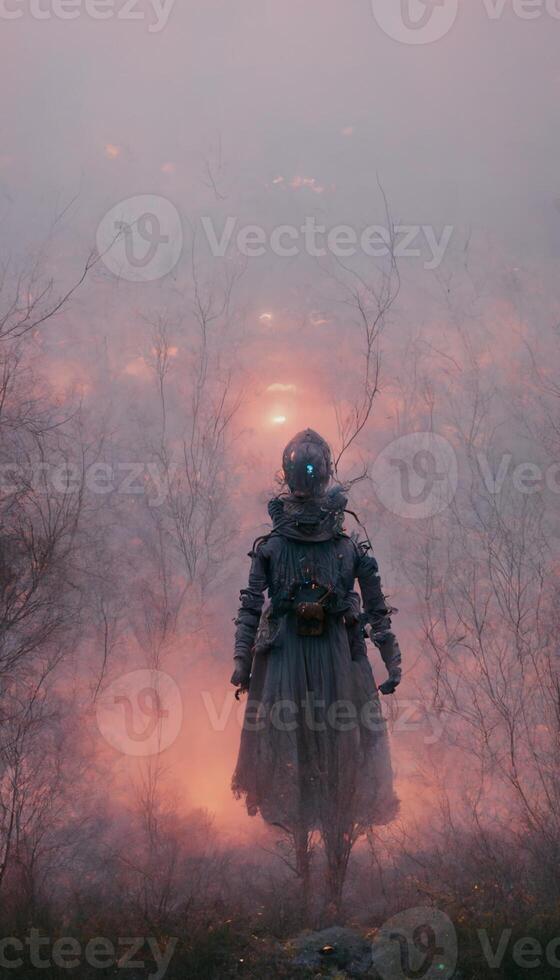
(231, 430), (401, 911)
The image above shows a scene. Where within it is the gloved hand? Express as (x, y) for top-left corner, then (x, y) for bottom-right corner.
(374, 633), (402, 696)
(378, 677), (400, 696)
(230, 657), (251, 690)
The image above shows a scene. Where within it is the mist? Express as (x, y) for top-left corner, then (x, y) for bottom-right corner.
(1, 2), (559, 977)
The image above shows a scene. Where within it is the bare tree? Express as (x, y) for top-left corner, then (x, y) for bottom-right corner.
(92, 246), (246, 930)
(0, 248), (97, 905)
(392, 280), (560, 910)
(321, 183), (400, 476)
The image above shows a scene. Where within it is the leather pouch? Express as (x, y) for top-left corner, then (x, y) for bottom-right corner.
(295, 601), (325, 637)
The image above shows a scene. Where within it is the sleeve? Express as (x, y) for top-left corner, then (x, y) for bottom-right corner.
(233, 541), (269, 667)
(356, 550), (393, 639)
(356, 549), (402, 682)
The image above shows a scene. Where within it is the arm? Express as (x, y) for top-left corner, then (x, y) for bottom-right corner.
(356, 548), (402, 695)
(231, 541), (269, 689)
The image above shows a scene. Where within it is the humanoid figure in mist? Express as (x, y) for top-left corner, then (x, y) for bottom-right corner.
(231, 430), (402, 911)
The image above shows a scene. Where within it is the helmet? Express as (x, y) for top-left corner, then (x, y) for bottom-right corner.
(282, 429), (332, 497)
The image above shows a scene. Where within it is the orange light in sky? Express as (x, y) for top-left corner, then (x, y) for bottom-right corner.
(123, 358), (151, 379)
(104, 144), (121, 159)
(290, 175), (325, 194)
(267, 383), (296, 393)
(310, 312), (329, 326)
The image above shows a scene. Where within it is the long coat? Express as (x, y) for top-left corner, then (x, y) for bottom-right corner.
(232, 497), (399, 833)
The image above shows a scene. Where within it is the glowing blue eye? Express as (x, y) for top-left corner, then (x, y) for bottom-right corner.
(306, 464), (314, 475)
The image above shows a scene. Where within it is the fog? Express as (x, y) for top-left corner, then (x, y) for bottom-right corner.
(1, 2), (559, 975)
